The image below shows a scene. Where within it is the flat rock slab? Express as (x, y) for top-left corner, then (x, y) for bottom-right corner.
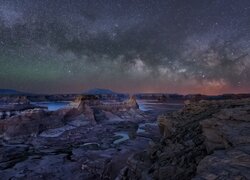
(194, 145), (250, 180)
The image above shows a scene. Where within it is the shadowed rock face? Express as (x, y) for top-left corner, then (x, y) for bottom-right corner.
(119, 98), (250, 180)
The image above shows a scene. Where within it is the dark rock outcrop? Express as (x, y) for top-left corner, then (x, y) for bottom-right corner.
(200, 106), (250, 153)
(194, 145), (250, 180)
(119, 98), (250, 180)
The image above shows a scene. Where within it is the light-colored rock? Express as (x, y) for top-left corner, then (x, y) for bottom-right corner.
(126, 96), (139, 109)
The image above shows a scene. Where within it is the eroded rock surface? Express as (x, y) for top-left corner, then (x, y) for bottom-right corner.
(194, 145), (250, 180)
(201, 106), (250, 153)
(0, 95), (158, 179)
(119, 98), (250, 180)
(3, 96), (248, 179)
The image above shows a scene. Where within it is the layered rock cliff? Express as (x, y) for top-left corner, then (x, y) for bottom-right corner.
(0, 95), (141, 142)
(119, 98), (250, 180)
(0, 97), (97, 141)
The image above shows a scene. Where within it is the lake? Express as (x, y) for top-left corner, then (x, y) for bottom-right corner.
(31, 101), (70, 111)
(137, 99), (183, 112)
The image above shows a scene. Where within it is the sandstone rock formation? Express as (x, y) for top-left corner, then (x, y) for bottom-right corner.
(194, 145), (250, 180)
(126, 96), (139, 109)
(70, 95), (100, 107)
(76, 99), (96, 125)
(194, 101), (250, 179)
(0, 109), (65, 142)
(2, 95), (249, 179)
(0, 95), (144, 142)
(0, 96), (98, 141)
(200, 106), (250, 153)
(119, 98), (250, 180)
(0, 93), (157, 179)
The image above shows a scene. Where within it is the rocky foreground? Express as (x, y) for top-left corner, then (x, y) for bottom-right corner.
(119, 98), (250, 180)
(0, 97), (250, 179)
(0, 96), (160, 179)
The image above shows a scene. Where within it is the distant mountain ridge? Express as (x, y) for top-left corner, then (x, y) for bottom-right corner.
(0, 89), (24, 95)
(83, 88), (118, 95)
(0, 89), (32, 95)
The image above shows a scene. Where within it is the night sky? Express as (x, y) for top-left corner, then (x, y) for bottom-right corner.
(1, 0), (250, 94)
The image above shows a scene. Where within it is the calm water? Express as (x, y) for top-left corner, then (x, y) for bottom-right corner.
(113, 132), (130, 144)
(136, 100), (184, 134)
(137, 100), (183, 112)
(136, 122), (158, 133)
(31, 101), (70, 111)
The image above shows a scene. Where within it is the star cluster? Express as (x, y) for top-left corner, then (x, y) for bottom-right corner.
(0, 0), (250, 94)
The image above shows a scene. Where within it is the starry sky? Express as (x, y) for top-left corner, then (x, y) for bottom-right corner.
(1, 0), (250, 94)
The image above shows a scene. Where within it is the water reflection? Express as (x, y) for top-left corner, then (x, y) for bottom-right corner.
(31, 101), (70, 111)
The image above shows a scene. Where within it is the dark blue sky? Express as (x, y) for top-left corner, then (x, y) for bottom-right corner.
(1, 0), (250, 94)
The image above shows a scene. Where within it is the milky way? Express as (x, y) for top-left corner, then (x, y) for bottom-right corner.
(1, 0), (250, 94)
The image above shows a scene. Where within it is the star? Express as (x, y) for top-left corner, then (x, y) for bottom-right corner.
(0, 0), (249, 94)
